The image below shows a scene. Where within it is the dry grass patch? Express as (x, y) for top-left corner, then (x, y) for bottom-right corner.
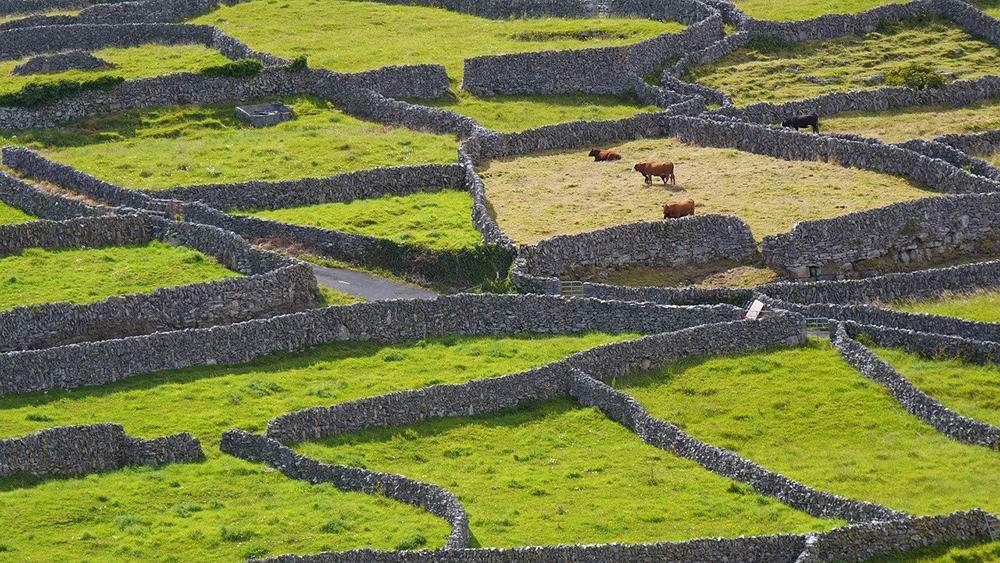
(480, 137), (932, 243)
(569, 260), (781, 288)
(821, 97), (1000, 142)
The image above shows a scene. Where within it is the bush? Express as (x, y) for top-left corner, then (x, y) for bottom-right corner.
(885, 63), (944, 90)
(282, 55), (308, 72)
(0, 76), (124, 108)
(199, 58), (264, 79)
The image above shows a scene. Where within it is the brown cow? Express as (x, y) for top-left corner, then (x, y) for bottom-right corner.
(634, 161), (675, 185)
(662, 198), (695, 219)
(588, 149), (622, 161)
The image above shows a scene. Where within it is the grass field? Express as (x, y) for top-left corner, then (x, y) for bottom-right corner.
(873, 346), (1000, 427)
(0, 241), (238, 310)
(0, 200), (35, 224)
(887, 288), (1000, 322)
(409, 92), (660, 133)
(297, 398), (841, 548)
(0, 333), (625, 559)
(733, 0), (908, 21)
(238, 190), (482, 251)
(687, 17), (1000, 105)
(190, 0), (681, 81)
(570, 261), (781, 288)
(0, 9), (78, 24)
(0, 45), (231, 95)
(821, 97), (1000, 142)
(317, 285), (364, 306)
(618, 341), (1000, 516)
(0, 96), (458, 190)
(479, 137), (931, 242)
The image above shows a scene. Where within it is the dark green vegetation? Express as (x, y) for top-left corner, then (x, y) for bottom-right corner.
(887, 289), (1000, 322)
(0, 96), (457, 189)
(0, 45), (232, 96)
(0, 201), (35, 224)
(687, 17), (1000, 105)
(239, 190), (482, 251)
(0, 333), (629, 559)
(618, 341), (1000, 516)
(0, 241), (239, 310)
(884, 62), (945, 89)
(0, 75), (123, 108)
(198, 58), (264, 78)
(297, 398), (841, 547)
(873, 346), (1000, 427)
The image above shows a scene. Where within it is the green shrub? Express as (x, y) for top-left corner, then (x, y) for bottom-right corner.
(282, 55), (308, 72)
(199, 58), (264, 78)
(885, 63), (945, 89)
(0, 76), (124, 108)
(395, 534), (427, 550)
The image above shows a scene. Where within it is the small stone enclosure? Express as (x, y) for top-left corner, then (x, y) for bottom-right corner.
(235, 101), (295, 127)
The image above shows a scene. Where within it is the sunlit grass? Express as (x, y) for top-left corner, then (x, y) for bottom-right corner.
(888, 288), (1000, 322)
(821, 97), (1000, 142)
(0, 200), (34, 224)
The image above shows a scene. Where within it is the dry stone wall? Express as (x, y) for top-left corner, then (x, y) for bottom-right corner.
(0, 170), (107, 220)
(842, 321), (1000, 365)
(149, 164), (465, 210)
(0, 424), (203, 478)
(12, 49), (111, 74)
(0, 214), (321, 352)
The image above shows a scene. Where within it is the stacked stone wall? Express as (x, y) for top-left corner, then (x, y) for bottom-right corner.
(0, 170), (107, 220)
(842, 321), (1000, 365)
(0, 424), (203, 477)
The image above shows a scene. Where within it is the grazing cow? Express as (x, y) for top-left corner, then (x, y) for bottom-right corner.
(782, 113), (819, 133)
(588, 149), (622, 161)
(634, 161), (675, 185)
(662, 198), (695, 219)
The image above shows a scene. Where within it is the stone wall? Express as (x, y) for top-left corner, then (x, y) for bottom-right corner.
(12, 49), (111, 75)
(252, 511), (998, 562)
(149, 164), (465, 210)
(221, 429), (470, 549)
(897, 139), (1000, 183)
(759, 192), (1000, 278)
(513, 215), (757, 278)
(832, 323), (1000, 448)
(0, 295), (744, 395)
(0, 213), (322, 353)
(934, 128), (1000, 156)
(0, 170), (107, 220)
(0, 423), (203, 478)
(843, 321), (1000, 365)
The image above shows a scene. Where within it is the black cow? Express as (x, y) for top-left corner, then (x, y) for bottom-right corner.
(782, 113), (819, 133)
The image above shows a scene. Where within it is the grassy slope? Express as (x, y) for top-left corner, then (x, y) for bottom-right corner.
(297, 398), (841, 548)
(0, 45), (231, 95)
(191, 0), (672, 130)
(410, 92), (661, 133)
(0, 334), (625, 559)
(479, 137), (931, 242)
(733, 0), (908, 21)
(0, 96), (457, 189)
(0, 200), (35, 224)
(888, 289), (1000, 322)
(822, 97), (1000, 142)
(873, 346), (1000, 427)
(239, 190), (482, 251)
(618, 341), (1000, 516)
(0, 241), (238, 310)
(687, 18), (1000, 105)
(317, 284), (364, 306)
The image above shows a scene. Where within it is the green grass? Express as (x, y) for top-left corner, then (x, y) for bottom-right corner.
(409, 91), (660, 133)
(617, 340), (1000, 516)
(887, 289), (1000, 322)
(733, 0), (909, 21)
(0, 200), (34, 224)
(0, 333), (632, 557)
(0, 45), (231, 96)
(822, 97), (1000, 142)
(870, 538), (1000, 562)
(480, 137), (931, 242)
(296, 398), (841, 548)
(238, 190), (482, 251)
(0, 241), (239, 310)
(872, 346), (1000, 427)
(687, 17), (1000, 105)
(190, 0), (682, 81)
(317, 285), (364, 306)
(0, 8), (78, 24)
(0, 96), (458, 190)
(0, 457), (450, 561)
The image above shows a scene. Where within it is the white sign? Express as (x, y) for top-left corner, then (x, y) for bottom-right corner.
(745, 299), (765, 320)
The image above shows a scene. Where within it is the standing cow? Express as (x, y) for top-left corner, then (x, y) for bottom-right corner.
(782, 113), (819, 133)
(634, 161), (676, 185)
(663, 198), (695, 219)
